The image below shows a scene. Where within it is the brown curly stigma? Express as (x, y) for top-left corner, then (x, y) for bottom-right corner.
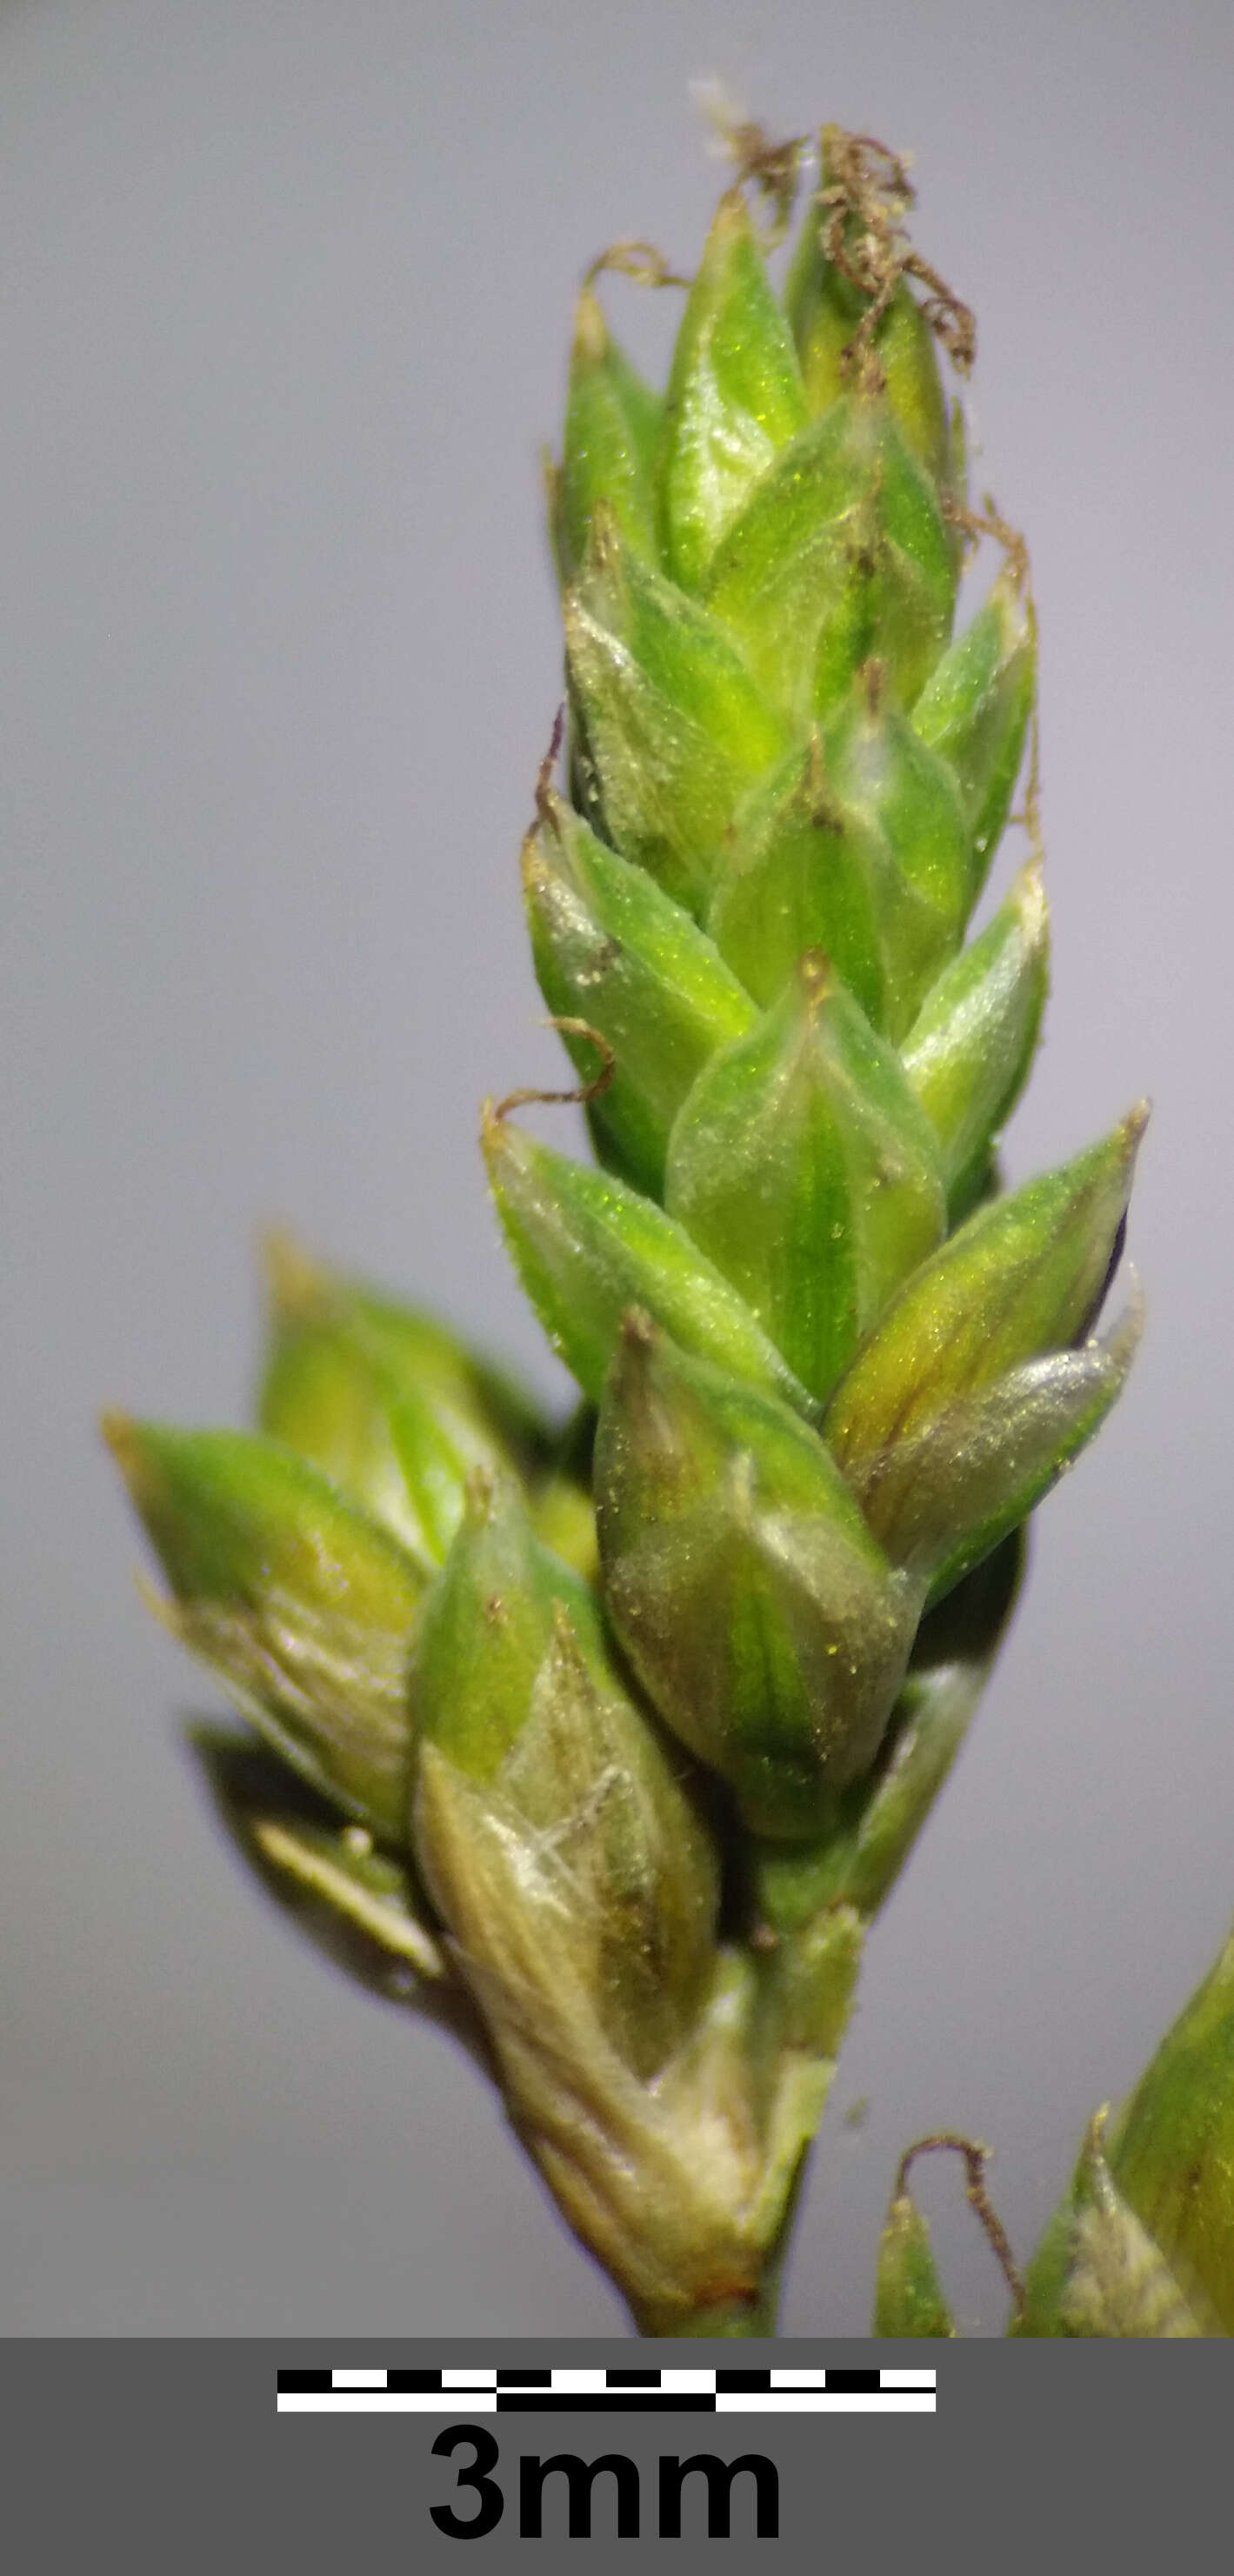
(895, 2132), (1026, 2325)
(692, 84), (809, 247)
(530, 704), (566, 836)
(942, 492), (1030, 587)
(815, 126), (976, 390)
(491, 1018), (616, 1124)
(1014, 708), (1044, 869)
(582, 239), (690, 293)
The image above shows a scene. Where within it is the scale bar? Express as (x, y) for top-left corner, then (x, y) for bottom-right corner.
(277, 2364), (936, 2418)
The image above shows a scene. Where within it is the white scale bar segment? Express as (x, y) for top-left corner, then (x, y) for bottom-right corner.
(767, 2370), (932, 2390)
(331, 2369), (387, 2388)
(442, 2367), (497, 2389)
(716, 2392), (935, 2415)
(282, 2393), (499, 2414)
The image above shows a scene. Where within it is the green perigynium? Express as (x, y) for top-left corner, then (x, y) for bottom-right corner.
(107, 121), (1187, 2338)
(595, 1311), (919, 1839)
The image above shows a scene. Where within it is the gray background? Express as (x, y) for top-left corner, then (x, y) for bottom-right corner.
(3, 0), (1231, 2337)
(10, 2341), (1229, 2567)
(7, 2349), (1226, 2566)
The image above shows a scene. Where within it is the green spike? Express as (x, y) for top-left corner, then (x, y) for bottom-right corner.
(522, 790), (756, 1198)
(482, 1105), (811, 1411)
(664, 951), (945, 1405)
(657, 188), (807, 591)
(595, 1316), (917, 1839)
(901, 861), (1050, 1215)
(103, 1417), (425, 1841)
(108, 119), (1155, 2349)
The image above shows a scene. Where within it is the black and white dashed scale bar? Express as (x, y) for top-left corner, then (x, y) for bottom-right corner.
(277, 2366), (936, 2415)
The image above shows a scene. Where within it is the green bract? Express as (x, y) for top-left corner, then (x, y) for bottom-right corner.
(108, 125), (1161, 2339)
(873, 2186), (957, 2339)
(1011, 1931), (1234, 2339)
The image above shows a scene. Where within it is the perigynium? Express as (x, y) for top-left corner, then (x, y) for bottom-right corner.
(106, 120), (1231, 2339)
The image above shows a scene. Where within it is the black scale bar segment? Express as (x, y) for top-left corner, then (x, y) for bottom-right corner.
(386, 2369), (444, 2392)
(824, 2368), (884, 2392)
(605, 2368), (662, 2387)
(277, 2369), (332, 2393)
(716, 2368), (772, 2394)
(497, 2369), (552, 2387)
